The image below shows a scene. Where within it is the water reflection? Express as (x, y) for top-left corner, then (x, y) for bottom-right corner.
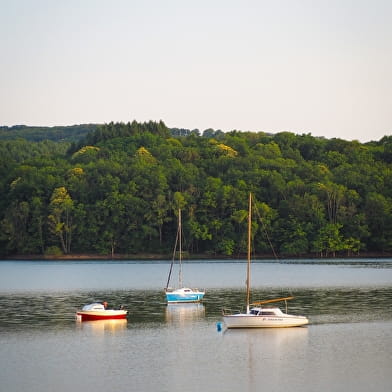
(165, 303), (205, 325)
(76, 319), (128, 335)
(0, 286), (391, 332)
(221, 320), (309, 349)
(223, 325), (308, 344)
(222, 327), (309, 368)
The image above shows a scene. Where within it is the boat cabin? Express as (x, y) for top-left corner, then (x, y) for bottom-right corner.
(81, 303), (105, 311)
(249, 307), (284, 316)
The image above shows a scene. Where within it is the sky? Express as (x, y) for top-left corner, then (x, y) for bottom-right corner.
(1, 0), (391, 142)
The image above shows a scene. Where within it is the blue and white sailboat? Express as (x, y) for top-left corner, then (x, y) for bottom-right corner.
(165, 209), (205, 303)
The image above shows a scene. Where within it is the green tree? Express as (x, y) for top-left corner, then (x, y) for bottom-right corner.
(365, 193), (392, 251)
(278, 217), (309, 255)
(317, 182), (346, 224)
(312, 223), (345, 257)
(48, 187), (74, 254)
(0, 201), (30, 254)
(29, 196), (46, 254)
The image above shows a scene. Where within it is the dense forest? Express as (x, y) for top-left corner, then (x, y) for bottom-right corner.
(1, 120), (391, 258)
(0, 124), (97, 142)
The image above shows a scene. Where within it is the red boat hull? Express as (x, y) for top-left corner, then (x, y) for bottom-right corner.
(76, 311), (127, 322)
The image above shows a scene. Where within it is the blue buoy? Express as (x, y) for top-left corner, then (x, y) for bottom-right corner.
(216, 322), (223, 332)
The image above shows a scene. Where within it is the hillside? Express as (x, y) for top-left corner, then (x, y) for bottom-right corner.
(1, 121), (391, 258)
(0, 124), (98, 142)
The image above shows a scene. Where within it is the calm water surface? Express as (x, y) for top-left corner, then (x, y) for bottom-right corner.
(0, 259), (391, 392)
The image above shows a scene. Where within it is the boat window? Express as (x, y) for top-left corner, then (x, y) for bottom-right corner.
(250, 309), (259, 315)
(260, 311), (276, 316)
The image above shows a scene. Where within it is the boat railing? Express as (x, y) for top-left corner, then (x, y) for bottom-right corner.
(191, 288), (205, 293)
(222, 308), (243, 316)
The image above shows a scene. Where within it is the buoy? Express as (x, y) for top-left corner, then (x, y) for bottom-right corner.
(216, 322), (222, 332)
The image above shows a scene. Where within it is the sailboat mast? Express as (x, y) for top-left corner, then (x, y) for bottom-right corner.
(246, 193), (252, 313)
(178, 208), (183, 288)
(165, 213), (180, 291)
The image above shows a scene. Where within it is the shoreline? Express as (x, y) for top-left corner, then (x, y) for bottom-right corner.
(2, 251), (392, 261)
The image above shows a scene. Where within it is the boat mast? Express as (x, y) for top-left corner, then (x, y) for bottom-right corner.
(165, 213), (180, 291)
(178, 208), (183, 288)
(246, 193), (252, 313)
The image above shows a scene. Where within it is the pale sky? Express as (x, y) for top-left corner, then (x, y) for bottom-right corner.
(1, 0), (391, 142)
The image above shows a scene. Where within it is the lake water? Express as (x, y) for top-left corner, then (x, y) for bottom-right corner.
(0, 259), (391, 392)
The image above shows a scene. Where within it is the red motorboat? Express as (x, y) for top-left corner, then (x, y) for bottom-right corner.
(76, 302), (127, 322)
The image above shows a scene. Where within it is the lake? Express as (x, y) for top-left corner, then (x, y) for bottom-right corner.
(0, 259), (391, 392)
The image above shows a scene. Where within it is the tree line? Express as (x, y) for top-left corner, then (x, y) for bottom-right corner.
(0, 124), (98, 142)
(1, 120), (391, 258)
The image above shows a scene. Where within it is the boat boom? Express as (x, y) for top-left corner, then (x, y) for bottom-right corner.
(249, 296), (295, 306)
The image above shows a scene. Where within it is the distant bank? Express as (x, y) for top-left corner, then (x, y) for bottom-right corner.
(3, 251), (392, 261)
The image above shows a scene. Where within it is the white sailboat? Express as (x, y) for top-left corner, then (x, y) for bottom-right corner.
(165, 209), (205, 303)
(222, 193), (308, 328)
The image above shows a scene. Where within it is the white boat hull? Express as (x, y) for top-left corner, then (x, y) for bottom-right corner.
(223, 314), (308, 328)
(223, 306), (308, 328)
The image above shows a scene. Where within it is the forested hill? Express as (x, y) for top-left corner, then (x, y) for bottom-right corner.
(1, 120), (391, 258)
(0, 122), (231, 143)
(0, 124), (99, 142)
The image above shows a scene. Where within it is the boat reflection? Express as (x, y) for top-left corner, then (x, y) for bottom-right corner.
(223, 325), (308, 348)
(165, 303), (205, 325)
(76, 318), (128, 334)
(221, 321), (309, 389)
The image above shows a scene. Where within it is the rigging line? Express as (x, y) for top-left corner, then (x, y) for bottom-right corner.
(165, 216), (180, 290)
(178, 208), (182, 288)
(252, 198), (279, 262)
(253, 196), (294, 300)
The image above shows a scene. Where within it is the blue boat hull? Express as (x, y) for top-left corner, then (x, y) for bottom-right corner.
(166, 291), (205, 303)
